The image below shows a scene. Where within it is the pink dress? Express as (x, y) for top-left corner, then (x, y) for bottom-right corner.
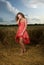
(15, 19), (30, 44)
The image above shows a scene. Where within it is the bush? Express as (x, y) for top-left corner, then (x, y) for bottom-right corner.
(0, 30), (6, 42)
(30, 29), (43, 45)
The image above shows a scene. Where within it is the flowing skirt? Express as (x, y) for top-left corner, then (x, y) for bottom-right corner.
(15, 30), (30, 44)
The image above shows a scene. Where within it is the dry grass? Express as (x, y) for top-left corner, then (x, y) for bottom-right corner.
(0, 25), (44, 65)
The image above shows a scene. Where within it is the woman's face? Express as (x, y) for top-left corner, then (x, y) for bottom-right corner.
(18, 14), (22, 20)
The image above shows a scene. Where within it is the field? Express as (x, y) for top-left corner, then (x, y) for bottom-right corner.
(0, 25), (44, 65)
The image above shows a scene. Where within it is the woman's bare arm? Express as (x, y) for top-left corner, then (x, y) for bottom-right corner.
(20, 19), (27, 35)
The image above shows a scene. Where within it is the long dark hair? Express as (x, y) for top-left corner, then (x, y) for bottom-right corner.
(16, 12), (25, 21)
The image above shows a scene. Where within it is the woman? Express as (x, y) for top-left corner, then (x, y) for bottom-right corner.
(15, 12), (30, 55)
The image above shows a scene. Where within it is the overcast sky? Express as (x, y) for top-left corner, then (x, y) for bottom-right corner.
(0, 0), (44, 24)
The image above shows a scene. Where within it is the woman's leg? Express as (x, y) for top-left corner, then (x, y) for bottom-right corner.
(19, 37), (26, 54)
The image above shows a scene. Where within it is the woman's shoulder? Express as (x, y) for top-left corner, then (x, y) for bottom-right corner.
(21, 18), (27, 23)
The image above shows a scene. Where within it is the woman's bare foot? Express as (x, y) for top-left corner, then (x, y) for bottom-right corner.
(23, 49), (26, 53)
(20, 49), (26, 56)
(19, 49), (24, 56)
(20, 52), (23, 56)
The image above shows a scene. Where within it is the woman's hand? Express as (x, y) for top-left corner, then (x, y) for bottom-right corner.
(20, 19), (27, 36)
(17, 18), (21, 24)
(17, 19), (19, 24)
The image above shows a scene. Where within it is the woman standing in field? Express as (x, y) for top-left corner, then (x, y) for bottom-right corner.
(15, 12), (30, 55)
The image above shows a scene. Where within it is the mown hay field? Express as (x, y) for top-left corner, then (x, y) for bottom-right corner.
(0, 25), (44, 65)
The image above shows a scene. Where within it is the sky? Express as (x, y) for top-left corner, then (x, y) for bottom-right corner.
(0, 0), (44, 24)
